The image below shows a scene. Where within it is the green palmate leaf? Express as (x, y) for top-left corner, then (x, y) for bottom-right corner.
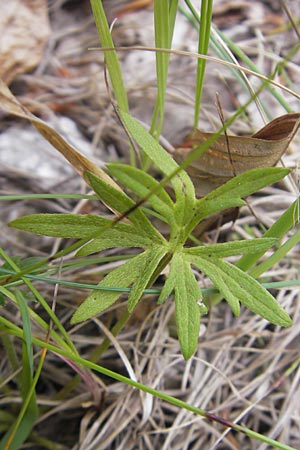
(9, 213), (135, 238)
(184, 238), (278, 258)
(170, 254), (203, 359)
(188, 254), (292, 326)
(86, 171), (163, 241)
(107, 163), (175, 222)
(127, 245), (168, 312)
(188, 167), (289, 231)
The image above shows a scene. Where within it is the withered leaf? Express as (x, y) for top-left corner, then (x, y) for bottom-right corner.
(0, 79), (120, 192)
(174, 113), (300, 196)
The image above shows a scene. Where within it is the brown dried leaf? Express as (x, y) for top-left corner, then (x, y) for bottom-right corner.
(0, 0), (50, 84)
(0, 79), (120, 191)
(174, 113), (300, 196)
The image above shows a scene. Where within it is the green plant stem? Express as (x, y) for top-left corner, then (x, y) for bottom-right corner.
(1, 267), (299, 293)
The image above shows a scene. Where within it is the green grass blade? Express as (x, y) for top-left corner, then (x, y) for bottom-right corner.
(150, 0), (178, 137)
(0, 248), (78, 354)
(211, 26), (295, 113)
(194, 0), (213, 128)
(183, 1), (294, 113)
(237, 198), (299, 271)
(151, 0), (170, 136)
(0, 292), (39, 450)
(0, 193), (98, 201)
(16, 291), (34, 379)
(250, 228), (300, 279)
(90, 0), (128, 112)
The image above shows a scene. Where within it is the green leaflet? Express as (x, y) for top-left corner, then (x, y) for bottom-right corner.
(127, 245), (168, 312)
(87, 171), (163, 241)
(120, 111), (179, 176)
(108, 163), (175, 223)
(187, 255), (241, 316)
(71, 252), (147, 323)
(9, 213), (136, 238)
(202, 167), (290, 201)
(77, 232), (153, 257)
(184, 238), (277, 258)
(119, 111), (196, 224)
(71, 248), (166, 323)
(188, 254), (292, 327)
(170, 254), (203, 359)
(189, 167), (289, 232)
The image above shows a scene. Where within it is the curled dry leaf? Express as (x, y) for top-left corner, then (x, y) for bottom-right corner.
(107, 0), (153, 18)
(174, 113), (300, 196)
(0, 0), (50, 84)
(0, 79), (120, 194)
